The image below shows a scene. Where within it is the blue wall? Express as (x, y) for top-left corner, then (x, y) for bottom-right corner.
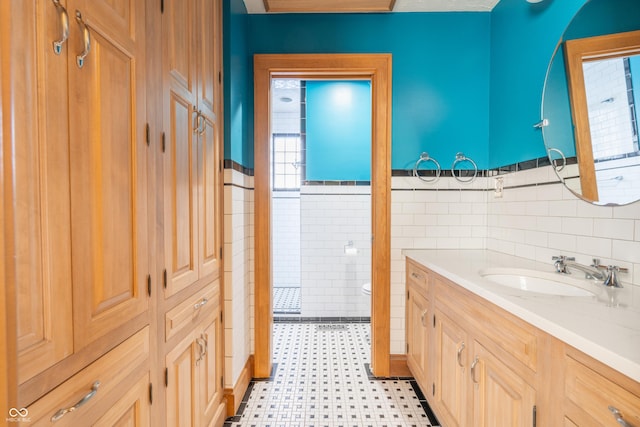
(224, 0), (639, 171)
(306, 81), (372, 181)
(224, 0), (253, 169)
(224, 11), (491, 170)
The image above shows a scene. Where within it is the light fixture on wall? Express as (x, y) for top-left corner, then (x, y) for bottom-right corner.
(526, 0), (544, 3)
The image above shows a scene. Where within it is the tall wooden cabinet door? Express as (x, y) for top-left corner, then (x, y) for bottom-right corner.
(67, 0), (149, 349)
(162, 0), (201, 298)
(93, 373), (151, 427)
(194, 0), (221, 118)
(472, 341), (536, 427)
(13, 0), (73, 384)
(197, 113), (223, 281)
(406, 290), (428, 385)
(198, 308), (225, 426)
(166, 332), (199, 427)
(433, 308), (469, 427)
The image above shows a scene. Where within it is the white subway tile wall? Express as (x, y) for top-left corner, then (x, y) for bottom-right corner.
(300, 185), (372, 318)
(223, 168), (254, 388)
(227, 162), (640, 360)
(272, 192), (301, 287)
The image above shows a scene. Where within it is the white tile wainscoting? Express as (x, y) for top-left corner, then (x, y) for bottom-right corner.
(225, 161), (640, 366)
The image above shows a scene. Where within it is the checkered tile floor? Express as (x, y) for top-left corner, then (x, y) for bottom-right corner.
(273, 287), (301, 314)
(225, 323), (439, 427)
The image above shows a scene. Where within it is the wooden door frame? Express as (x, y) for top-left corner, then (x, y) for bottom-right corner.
(253, 53), (392, 378)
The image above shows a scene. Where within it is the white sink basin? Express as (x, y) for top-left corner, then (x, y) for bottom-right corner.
(479, 268), (597, 297)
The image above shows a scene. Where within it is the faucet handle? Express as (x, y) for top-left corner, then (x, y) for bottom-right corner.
(603, 265), (628, 288)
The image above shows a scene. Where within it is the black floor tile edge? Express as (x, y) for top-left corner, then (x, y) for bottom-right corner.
(410, 380), (441, 427)
(273, 316), (371, 323)
(224, 363), (281, 425)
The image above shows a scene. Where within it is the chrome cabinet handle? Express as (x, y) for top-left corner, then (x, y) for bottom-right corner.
(195, 338), (205, 365)
(197, 114), (205, 135)
(411, 272), (421, 280)
(52, 0), (69, 54)
(201, 333), (208, 357)
(470, 356), (479, 384)
(193, 108), (205, 134)
(609, 406), (635, 427)
(457, 342), (465, 367)
(75, 11), (91, 68)
(51, 381), (100, 422)
(420, 310), (427, 327)
(194, 297), (209, 310)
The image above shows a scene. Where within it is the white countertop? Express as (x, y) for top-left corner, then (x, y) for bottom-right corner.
(403, 249), (640, 383)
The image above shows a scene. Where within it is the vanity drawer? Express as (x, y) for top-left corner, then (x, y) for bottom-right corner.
(564, 353), (640, 427)
(165, 280), (219, 342)
(27, 327), (149, 426)
(407, 259), (429, 296)
(434, 275), (538, 372)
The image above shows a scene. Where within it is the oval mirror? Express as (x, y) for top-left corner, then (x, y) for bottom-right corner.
(542, 0), (640, 205)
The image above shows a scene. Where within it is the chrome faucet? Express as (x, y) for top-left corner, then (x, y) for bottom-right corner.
(552, 256), (627, 288)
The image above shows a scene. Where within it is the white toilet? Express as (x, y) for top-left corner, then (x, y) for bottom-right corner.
(362, 282), (371, 295)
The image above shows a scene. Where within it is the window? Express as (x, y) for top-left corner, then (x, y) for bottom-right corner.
(272, 133), (302, 190)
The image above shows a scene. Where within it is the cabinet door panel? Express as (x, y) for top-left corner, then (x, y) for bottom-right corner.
(199, 312), (224, 425)
(93, 373), (150, 427)
(406, 289), (428, 385)
(164, 92), (200, 297)
(69, 0), (148, 349)
(434, 309), (468, 427)
(473, 342), (536, 427)
(198, 115), (222, 279)
(15, 0), (73, 383)
(166, 334), (198, 427)
(164, 0), (195, 94)
(195, 0), (220, 116)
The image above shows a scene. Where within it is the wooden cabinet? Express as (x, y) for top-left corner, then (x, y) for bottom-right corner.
(27, 327), (150, 426)
(162, 0), (223, 300)
(433, 308), (468, 427)
(5, 0), (225, 425)
(406, 288), (429, 386)
(166, 306), (225, 427)
(563, 349), (640, 426)
(471, 341), (536, 427)
(12, 0), (149, 394)
(405, 258), (640, 426)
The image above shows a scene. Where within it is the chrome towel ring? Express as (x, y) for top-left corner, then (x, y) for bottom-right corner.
(547, 147), (566, 173)
(413, 152), (441, 183)
(451, 152), (477, 183)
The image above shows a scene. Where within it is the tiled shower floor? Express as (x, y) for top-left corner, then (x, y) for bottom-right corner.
(225, 322), (440, 427)
(273, 287), (301, 314)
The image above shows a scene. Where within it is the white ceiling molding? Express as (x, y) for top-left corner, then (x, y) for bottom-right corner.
(243, 0), (500, 13)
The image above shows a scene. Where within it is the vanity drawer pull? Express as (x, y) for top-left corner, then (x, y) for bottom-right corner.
(51, 381), (100, 422)
(194, 297), (209, 310)
(609, 406), (635, 427)
(411, 272), (421, 280)
(470, 356), (479, 384)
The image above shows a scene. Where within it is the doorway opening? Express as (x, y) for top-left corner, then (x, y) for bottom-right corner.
(254, 54), (392, 378)
(270, 79), (373, 319)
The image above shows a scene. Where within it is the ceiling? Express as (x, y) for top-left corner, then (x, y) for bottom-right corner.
(244, 0), (501, 13)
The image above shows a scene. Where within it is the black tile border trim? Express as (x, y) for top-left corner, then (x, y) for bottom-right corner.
(224, 159), (254, 177)
(392, 155), (578, 178)
(273, 316), (371, 323)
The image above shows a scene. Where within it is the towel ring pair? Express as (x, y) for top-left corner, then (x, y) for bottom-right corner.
(547, 147), (566, 173)
(414, 152), (478, 183)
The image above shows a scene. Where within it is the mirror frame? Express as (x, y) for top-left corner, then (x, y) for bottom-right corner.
(563, 30), (640, 202)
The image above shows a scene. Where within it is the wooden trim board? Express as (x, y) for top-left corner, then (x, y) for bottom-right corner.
(253, 54), (392, 378)
(224, 355), (254, 418)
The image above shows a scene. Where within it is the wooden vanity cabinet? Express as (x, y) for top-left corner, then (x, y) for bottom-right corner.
(405, 258), (640, 426)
